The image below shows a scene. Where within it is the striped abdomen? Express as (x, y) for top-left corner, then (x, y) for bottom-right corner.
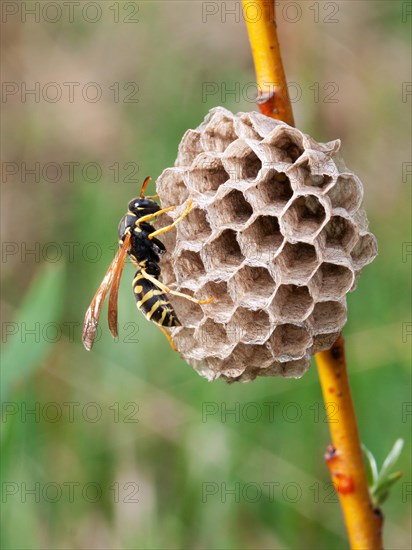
(132, 272), (181, 327)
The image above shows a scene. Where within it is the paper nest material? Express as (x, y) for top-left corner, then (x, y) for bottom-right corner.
(155, 107), (377, 382)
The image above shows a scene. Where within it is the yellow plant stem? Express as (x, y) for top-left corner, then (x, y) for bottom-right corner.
(242, 1), (383, 548)
(242, 0), (294, 125)
(317, 337), (383, 549)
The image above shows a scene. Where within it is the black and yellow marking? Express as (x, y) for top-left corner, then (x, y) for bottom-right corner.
(132, 272), (181, 327)
(83, 178), (213, 353)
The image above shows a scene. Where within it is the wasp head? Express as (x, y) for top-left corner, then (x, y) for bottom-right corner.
(127, 197), (161, 217)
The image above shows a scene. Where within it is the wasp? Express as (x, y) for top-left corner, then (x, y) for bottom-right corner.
(82, 176), (213, 351)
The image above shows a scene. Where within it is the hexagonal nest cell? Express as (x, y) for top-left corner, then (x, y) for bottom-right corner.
(308, 301), (347, 334)
(170, 293), (204, 328)
(228, 265), (276, 308)
(350, 233), (378, 270)
(249, 356), (309, 379)
(208, 189), (253, 228)
(172, 328), (196, 355)
(195, 280), (235, 323)
(251, 169), (293, 211)
(173, 249), (206, 286)
(158, 258), (175, 288)
(176, 130), (204, 166)
(201, 229), (243, 275)
(293, 160), (333, 191)
(320, 215), (357, 254)
(235, 113), (262, 140)
(218, 342), (274, 380)
(267, 324), (312, 361)
(328, 173), (363, 214)
(311, 331), (341, 354)
(226, 307), (272, 345)
(277, 357), (310, 378)
(269, 284), (313, 323)
(176, 206), (212, 242)
(222, 140), (262, 181)
(276, 242), (319, 284)
(202, 113), (238, 152)
(187, 154), (229, 195)
(281, 194), (327, 240)
(155, 107), (377, 382)
(310, 262), (354, 301)
(264, 126), (304, 163)
(156, 169), (189, 209)
(238, 215), (283, 263)
(195, 319), (230, 355)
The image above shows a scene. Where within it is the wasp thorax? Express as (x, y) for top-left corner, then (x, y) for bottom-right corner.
(155, 107), (377, 382)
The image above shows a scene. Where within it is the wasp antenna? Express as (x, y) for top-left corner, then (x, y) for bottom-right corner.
(140, 176), (152, 198)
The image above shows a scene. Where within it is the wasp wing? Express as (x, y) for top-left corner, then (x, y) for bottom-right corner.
(82, 233), (131, 351)
(108, 233), (131, 339)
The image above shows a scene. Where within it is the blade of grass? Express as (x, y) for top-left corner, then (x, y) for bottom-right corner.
(1, 264), (65, 402)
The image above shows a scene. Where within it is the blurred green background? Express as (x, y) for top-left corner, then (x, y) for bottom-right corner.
(1, 1), (410, 548)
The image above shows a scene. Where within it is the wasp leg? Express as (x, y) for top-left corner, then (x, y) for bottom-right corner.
(148, 200), (193, 239)
(158, 325), (177, 351)
(135, 205), (176, 226)
(140, 269), (214, 305)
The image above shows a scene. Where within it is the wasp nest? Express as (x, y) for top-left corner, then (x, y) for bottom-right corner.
(155, 107), (377, 382)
